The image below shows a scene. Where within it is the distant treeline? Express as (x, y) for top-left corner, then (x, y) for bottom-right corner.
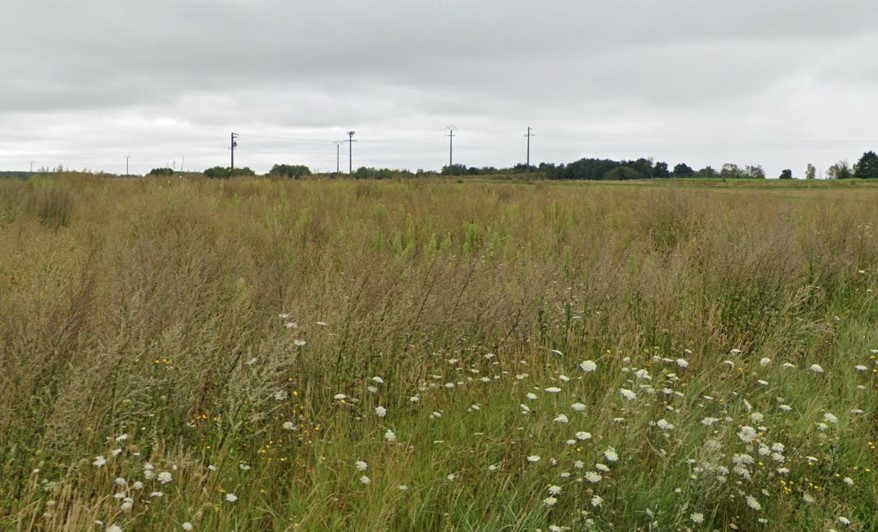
(0, 171), (32, 180)
(441, 160), (765, 180)
(135, 149), (878, 181)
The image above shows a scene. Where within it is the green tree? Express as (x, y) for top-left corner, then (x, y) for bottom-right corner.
(827, 160), (852, 179)
(854, 151), (878, 179)
(269, 164), (311, 178)
(805, 163), (816, 180)
(779, 169), (793, 180)
(204, 166), (256, 178)
(148, 168), (174, 176)
(745, 165), (766, 179)
(605, 166), (643, 180)
(441, 164), (468, 176)
(720, 164), (745, 179)
(204, 166), (230, 179)
(653, 161), (670, 178)
(672, 163), (694, 178)
(696, 166), (718, 178)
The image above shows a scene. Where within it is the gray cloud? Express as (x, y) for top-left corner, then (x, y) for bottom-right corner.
(2, 0), (878, 176)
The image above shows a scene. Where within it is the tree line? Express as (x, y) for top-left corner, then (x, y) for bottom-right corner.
(141, 150), (878, 180)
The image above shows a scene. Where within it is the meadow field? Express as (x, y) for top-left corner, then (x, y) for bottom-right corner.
(1, 176), (878, 531)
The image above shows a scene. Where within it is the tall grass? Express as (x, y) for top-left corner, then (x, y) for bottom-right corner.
(1, 177), (877, 530)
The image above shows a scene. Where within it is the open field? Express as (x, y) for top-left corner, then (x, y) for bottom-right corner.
(1, 176), (878, 530)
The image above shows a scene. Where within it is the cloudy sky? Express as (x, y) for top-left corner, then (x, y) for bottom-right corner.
(1, 0), (877, 177)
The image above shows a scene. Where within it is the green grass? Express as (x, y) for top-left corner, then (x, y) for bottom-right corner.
(1, 175), (877, 530)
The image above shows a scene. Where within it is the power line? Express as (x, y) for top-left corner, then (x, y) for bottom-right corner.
(230, 132), (239, 175)
(446, 125), (457, 167)
(525, 127), (535, 172)
(332, 141), (344, 174)
(347, 131), (357, 175)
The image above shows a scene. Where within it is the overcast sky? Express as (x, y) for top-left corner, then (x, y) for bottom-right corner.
(1, 0), (877, 177)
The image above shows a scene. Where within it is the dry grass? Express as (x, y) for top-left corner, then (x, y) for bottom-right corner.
(1, 176), (877, 530)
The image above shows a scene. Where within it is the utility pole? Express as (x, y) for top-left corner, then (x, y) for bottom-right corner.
(230, 132), (239, 176)
(333, 141), (344, 175)
(525, 127), (535, 173)
(347, 131), (357, 176)
(446, 125), (457, 168)
(124, 156), (130, 176)
(29, 161), (34, 173)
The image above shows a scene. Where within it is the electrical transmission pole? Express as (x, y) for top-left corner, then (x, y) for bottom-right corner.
(446, 125), (457, 168)
(347, 131), (357, 176)
(525, 127), (535, 173)
(333, 141), (344, 175)
(124, 156), (130, 176)
(230, 132), (239, 176)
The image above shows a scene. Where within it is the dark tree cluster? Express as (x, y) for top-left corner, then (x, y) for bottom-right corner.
(268, 164), (311, 178)
(204, 166), (256, 179)
(147, 168), (175, 176)
(540, 158), (757, 181)
(854, 151), (878, 179)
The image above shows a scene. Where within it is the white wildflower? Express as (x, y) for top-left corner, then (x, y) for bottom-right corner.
(737, 426), (758, 443)
(579, 360), (597, 372)
(655, 419), (674, 431)
(585, 471), (602, 483)
(619, 388), (637, 401)
(745, 495), (761, 511)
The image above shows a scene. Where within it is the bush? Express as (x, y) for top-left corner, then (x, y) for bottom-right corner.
(204, 167), (256, 179)
(268, 164), (311, 179)
(148, 168), (174, 176)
